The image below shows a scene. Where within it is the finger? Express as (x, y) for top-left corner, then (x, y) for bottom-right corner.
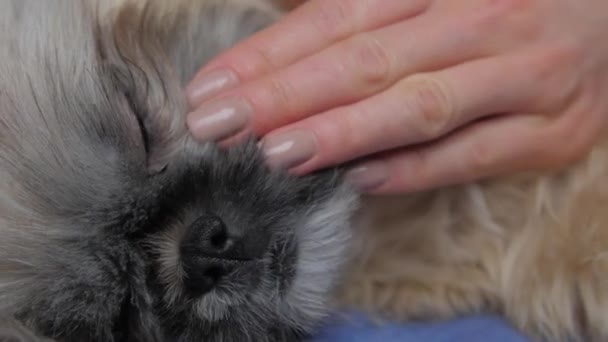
(186, 0), (430, 105)
(259, 54), (545, 173)
(206, 12), (500, 137)
(350, 111), (598, 194)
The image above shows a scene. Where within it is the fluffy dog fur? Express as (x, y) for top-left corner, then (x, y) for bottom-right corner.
(2, 0), (608, 342)
(340, 150), (608, 342)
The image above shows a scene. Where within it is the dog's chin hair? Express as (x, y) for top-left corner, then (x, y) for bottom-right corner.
(195, 290), (243, 323)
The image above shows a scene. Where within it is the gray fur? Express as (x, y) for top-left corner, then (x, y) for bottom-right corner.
(0, 1), (359, 341)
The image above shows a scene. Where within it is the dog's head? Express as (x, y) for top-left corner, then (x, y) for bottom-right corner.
(0, 1), (358, 341)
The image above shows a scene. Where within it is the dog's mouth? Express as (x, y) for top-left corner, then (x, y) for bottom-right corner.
(187, 235), (299, 298)
(175, 235), (299, 323)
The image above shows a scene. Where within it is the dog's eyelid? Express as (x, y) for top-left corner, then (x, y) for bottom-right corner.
(148, 162), (168, 176)
(122, 90), (151, 155)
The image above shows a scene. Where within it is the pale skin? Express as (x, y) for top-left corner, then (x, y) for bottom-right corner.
(186, 0), (608, 195)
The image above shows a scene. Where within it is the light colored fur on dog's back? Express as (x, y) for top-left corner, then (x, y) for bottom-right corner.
(341, 136), (608, 341)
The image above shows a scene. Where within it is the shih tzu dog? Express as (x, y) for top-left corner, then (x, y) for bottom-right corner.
(2, 1), (608, 342)
(0, 1), (358, 341)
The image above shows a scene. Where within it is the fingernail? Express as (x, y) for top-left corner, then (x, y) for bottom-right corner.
(187, 69), (239, 105)
(187, 97), (251, 142)
(345, 161), (389, 191)
(262, 130), (317, 170)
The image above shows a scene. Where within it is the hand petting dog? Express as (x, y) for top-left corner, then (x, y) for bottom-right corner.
(187, 0), (608, 194)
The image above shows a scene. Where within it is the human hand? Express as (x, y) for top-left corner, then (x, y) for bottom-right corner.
(186, 0), (608, 194)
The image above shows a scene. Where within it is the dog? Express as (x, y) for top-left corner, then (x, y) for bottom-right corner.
(0, 1), (358, 341)
(2, 1), (608, 342)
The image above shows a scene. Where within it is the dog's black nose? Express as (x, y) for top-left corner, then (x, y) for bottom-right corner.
(180, 214), (270, 296)
(182, 214), (270, 260)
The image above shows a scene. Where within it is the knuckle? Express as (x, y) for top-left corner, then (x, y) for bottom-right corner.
(522, 43), (582, 110)
(347, 33), (393, 89)
(469, 138), (497, 171)
(400, 76), (454, 139)
(313, 0), (356, 39)
(532, 43), (581, 82)
(242, 41), (278, 76)
(263, 78), (297, 117)
(406, 149), (433, 189)
(551, 41), (582, 68)
(545, 116), (594, 167)
(533, 131), (577, 169)
(473, 0), (542, 39)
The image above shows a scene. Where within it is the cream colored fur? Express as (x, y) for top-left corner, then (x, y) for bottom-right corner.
(337, 136), (608, 342)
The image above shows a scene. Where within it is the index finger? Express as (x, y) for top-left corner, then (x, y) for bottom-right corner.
(187, 0), (430, 105)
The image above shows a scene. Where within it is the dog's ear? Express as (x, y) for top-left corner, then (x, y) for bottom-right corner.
(96, 0), (281, 171)
(122, 0), (282, 84)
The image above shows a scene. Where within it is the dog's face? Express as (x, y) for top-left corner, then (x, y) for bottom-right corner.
(0, 1), (358, 341)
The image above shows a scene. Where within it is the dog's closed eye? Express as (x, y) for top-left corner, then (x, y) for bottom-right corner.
(124, 90), (151, 155)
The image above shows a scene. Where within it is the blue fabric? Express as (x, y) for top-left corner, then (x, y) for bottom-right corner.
(310, 313), (530, 342)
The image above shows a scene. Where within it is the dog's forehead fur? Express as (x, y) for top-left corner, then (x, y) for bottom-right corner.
(0, 1), (358, 341)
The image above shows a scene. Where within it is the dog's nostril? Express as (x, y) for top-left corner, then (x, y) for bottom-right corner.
(182, 262), (230, 297)
(204, 265), (224, 282)
(209, 228), (229, 250)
